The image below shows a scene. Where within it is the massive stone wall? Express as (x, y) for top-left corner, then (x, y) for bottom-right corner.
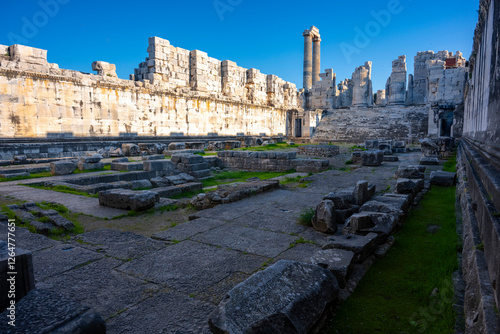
(311, 106), (429, 143)
(387, 55), (407, 105)
(0, 39), (299, 138)
(457, 0), (500, 331)
(412, 50), (467, 105)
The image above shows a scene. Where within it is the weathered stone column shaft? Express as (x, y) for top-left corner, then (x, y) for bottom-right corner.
(312, 37), (321, 85)
(303, 32), (313, 90)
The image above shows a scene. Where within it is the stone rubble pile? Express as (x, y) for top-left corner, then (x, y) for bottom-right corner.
(419, 136), (455, 165)
(312, 181), (375, 234)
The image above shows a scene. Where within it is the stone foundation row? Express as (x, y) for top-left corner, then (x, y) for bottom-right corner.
(217, 151), (329, 173)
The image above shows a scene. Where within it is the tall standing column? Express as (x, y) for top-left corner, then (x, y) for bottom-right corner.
(312, 37), (321, 85)
(303, 31), (312, 90)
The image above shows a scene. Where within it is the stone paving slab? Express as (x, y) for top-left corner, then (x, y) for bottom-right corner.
(71, 228), (166, 261)
(0, 289), (105, 334)
(189, 201), (262, 221)
(0, 222), (58, 252)
(33, 243), (104, 281)
(106, 291), (214, 334)
(299, 226), (337, 247)
(197, 272), (250, 305)
(117, 241), (264, 295)
(0, 184), (127, 218)
(37, 257), (158, 320)
(231, 210), (307, 234)
(192, 224), (298, 258)
(152, 217), (225, 241)
(275, 242), (322, 263)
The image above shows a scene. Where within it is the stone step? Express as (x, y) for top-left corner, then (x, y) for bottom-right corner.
(111, 161), (144, 171)
(0, 172), (30, 179)
(149, 182), (203, 198)
(191, 169), (211, 179)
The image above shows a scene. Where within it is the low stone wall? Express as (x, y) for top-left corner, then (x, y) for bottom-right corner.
(0, 136), (241, 160)
(217, 151), (329, 173)
(298, 145), (339, 157)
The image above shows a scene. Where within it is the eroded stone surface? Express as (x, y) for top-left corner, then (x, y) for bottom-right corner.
(72, 229), (165, 261)
(310, 249), (355, 288)
(312, 200), (337, 234)
(209, 260), (339, 334)
(322, 233), (378, 263)
(98, 189), (158, 211)
(117, 241), (264, 294)
(192, 224), (297, 258)
(107, 291), (214, 334)
(32, 244), (104, 281)
(430, 170), (456, 186)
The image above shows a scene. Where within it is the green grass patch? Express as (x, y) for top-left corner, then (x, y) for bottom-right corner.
(0, 171), (53, 182)
(36, 201), (69, 214)
(298, 207), (315, 226)
(238, 142), (297, 151)
(0, 205), (17, 220)
(442, 151), (457, 173)
(349, 144), (366, 152)
(280, 175), (304, 185)
(23, 184), (98, 198)
(324, 185), (458, 333)
(201, 170), (293, 188)
(289, 237), (316, 248)
(72, 164), (111, 174)
(195, 151), (218, 156)
(1, 202), (84, 239)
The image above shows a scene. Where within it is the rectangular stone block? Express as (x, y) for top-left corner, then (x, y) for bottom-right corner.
(149, 182), (202, 198)
(361, 150), (384, 167)
(98, 189), (158, 211)
(77, 161), (104, 171)
(143, 160), (174, 172)
(0, 242), (35, 311)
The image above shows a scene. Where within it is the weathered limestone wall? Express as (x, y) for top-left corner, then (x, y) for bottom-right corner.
(309, 69), (336, 110)
(335, 79), (353, 108)
(375, 89), (386, 106)
(457, 1), (500, 331)
(387, 55), (407, 105)
(413, 50), (467, 105)
(463, 0), (500, 160)
(0, 39), (299, 138)
(311, 106), (428, 143)
(351, 62), (373, 107)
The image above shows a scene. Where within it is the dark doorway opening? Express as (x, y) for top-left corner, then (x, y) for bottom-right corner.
(440, 111), (453, 137)
(295, 118), (302, 138)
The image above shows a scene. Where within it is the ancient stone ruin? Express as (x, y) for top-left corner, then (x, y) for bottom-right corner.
(0, 1), (499, 333)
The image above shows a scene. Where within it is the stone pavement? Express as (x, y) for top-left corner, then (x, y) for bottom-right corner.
(0, 152), (426, 333)
(0, 170), (128, 218)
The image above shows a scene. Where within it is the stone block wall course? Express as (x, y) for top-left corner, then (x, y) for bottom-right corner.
(217, 150), (328, 172)
(312, 106), (429, 143)
(0, 38), (299, 139)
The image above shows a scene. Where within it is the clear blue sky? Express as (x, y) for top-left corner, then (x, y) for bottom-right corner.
(1, 0), (479, 91)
